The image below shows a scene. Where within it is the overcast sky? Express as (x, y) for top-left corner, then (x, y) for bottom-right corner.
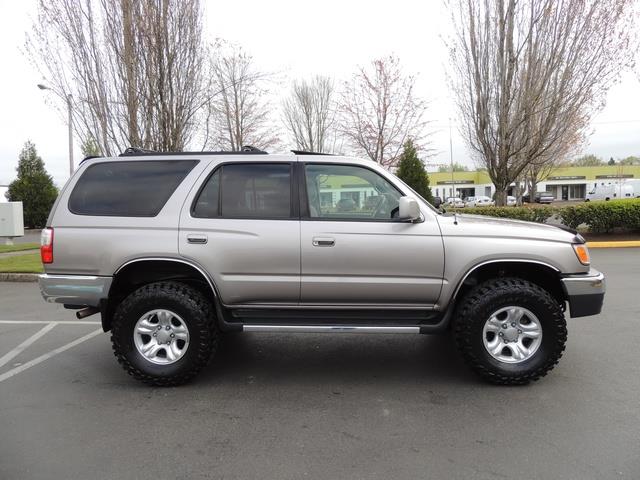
(1, 0), (638, 188)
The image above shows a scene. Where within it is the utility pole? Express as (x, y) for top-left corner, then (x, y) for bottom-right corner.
(449, 117), (455, 198)
(37, 83), (74, 176)
(67, 93), (74, 175)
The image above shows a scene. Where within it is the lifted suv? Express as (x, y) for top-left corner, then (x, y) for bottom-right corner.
(38, 148), (605, 386)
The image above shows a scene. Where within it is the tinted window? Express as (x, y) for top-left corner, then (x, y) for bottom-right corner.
(220, 164), (291, 218)
(69, 160), (197, 217)
(192, 170), (220, 218)
(305, 164), (401, 220)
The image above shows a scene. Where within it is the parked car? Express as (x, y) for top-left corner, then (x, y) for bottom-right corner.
(465, 196), (494, 208)
(506, 196), (517, 206)
(446, 197), (465, 208)
(38, 147), (605, 386)
(523, 191), (554, 204)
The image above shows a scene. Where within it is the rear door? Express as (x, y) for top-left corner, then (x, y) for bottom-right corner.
(179, 160), (300, 305)
(300, 162), (444, 306)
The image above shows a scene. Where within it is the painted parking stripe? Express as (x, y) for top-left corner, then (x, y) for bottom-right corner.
(0, 322), (57, 369)
(0, 329), (102, 383)
(0, 320), (100, 325)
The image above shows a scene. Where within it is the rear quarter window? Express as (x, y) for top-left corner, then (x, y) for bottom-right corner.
(68, 160), (197, 217)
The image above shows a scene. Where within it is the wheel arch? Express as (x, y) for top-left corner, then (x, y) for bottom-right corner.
(102, 257), (221, 332)
(450, 259), (565, 310)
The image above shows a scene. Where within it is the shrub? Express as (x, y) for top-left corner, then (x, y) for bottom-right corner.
(450, 199), (640, 233)
(458, 206), (554, 224)
(557, 199), (640, 233)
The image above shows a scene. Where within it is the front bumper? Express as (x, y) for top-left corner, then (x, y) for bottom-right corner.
(561, 269), (605, 318)
(38, 274), (113, 307)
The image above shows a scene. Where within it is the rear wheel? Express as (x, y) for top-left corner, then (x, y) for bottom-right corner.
(453, 278), (567, 385)
(111, 281), (218, 386)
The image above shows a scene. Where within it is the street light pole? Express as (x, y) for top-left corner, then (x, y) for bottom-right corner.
(37, 83), (74, 176)
(449, 117), (455, 198)
(66, 93), (74, 175)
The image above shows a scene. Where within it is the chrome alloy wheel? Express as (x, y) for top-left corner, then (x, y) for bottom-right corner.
(133, 309), (190, 365)
(482, 306), (542, 364)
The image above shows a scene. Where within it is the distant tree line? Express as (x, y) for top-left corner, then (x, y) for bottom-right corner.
(27, 0), (431, 169)
(23, 0), (639, 210)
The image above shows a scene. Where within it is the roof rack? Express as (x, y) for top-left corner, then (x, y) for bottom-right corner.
(119, 146), (268, 157)
(291, 150), (334, 156)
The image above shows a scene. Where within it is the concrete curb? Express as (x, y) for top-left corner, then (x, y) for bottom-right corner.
(587, 241), (640, 248)
(0, 273), (40, 282)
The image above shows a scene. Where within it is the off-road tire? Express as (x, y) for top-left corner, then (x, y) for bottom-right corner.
(111, 281), (218, 386)
(453, 277), (567, 385)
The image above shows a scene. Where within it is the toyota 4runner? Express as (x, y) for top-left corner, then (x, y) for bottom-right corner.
(38, 148), (605, 386)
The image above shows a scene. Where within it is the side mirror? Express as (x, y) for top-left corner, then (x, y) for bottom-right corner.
(433, 197), (442, 208)
(399, 197), (421, 221)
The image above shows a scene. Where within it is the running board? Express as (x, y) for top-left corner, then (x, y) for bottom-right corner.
(242, 325), (421, 334)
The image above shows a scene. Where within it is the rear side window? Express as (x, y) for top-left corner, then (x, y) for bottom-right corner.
(193, 163), (292, 219)
(69, 160), (197, 217)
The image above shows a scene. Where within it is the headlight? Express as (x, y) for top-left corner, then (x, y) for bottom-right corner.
(572, 244), (590, 266)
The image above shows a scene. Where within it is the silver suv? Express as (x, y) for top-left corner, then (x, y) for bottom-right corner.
(38, 148), (605, 386)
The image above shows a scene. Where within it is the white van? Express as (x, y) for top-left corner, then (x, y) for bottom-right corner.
(585, 180), (639, 202)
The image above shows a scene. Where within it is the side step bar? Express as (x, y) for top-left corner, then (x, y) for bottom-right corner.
(242, 325), (420, 334)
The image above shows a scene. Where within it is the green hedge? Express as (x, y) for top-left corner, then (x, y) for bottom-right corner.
(558, 200), (640, 233)
(450, 199), (640, 233)
(460, 206), (555, 224)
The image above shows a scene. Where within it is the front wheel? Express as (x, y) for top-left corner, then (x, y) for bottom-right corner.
(453, 278), (567, 385)
(111, 282), (218, 386)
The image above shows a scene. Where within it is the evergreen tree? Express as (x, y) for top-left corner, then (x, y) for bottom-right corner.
(396, 139), (434, 203)
(6, 141), (58, 228)
(608, 157), (616, 165)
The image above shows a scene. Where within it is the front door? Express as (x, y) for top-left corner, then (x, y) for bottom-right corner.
(179, 162), (300, 305)
(300, 162), (444, 306)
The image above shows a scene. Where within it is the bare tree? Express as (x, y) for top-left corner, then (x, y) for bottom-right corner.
(27, 0), (206, 155)
(339, 55), (429, 168)
(204, 43), (279, 151)
(282, 76), (336, 153)
(448, 0), (637, 205)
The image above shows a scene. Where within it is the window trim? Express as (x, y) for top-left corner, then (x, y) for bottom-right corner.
(68, 159), (199, 217)
(190, 161), (297, 220)
(300, 162), (410, 223)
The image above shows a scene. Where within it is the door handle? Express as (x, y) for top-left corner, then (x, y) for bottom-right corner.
(187, 234), (208, 244)
(312, 237), (335, 247)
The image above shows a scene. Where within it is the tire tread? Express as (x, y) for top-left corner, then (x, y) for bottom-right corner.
(111, 281), (217, 386)
(453, 277), (567, 385)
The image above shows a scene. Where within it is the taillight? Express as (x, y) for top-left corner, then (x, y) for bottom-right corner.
(41, 228), (54, 264)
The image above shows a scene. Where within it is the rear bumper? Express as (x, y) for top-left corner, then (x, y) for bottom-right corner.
(38, 274), (112, 307)
(561, 269), (605, 318)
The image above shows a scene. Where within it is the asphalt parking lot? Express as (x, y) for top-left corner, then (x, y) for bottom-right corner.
(0, 249), (639, 480)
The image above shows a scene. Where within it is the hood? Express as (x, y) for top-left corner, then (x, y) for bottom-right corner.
(436, 213), (579, 244)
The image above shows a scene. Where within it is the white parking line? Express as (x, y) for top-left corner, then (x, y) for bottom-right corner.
(0, 329), (102, 383)
(0, 320), (100, 325)
(0, 322), (57, 369)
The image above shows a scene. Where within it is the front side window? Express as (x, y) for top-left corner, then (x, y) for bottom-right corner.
(304, 164), (402, 220)
(69, 160), (197, 217)
(193, 163), (292, 219)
